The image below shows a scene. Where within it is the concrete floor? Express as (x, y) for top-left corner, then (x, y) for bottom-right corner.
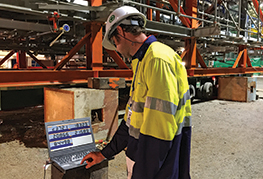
(109, 75), (263, 179)
(0, 75), (263, 179)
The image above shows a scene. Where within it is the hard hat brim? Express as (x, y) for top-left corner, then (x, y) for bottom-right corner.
(102, 9), (146, 51)
(102, 35), (117, 51)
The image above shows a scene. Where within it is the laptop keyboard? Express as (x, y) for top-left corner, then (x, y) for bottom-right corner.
(53, 149), (96, 166)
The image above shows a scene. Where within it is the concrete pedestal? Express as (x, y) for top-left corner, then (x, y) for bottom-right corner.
(44, 87), (119, 179)
(44, 87), (118, 140)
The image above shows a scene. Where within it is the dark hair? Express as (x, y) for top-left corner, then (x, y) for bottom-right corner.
(120, 24), (145, 35)
(109, 15), (145, 42)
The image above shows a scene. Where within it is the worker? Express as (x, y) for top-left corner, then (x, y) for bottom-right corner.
(81, 5), (192, 179)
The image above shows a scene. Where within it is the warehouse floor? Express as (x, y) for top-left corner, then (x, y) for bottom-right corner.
(0, 77), (262, 179)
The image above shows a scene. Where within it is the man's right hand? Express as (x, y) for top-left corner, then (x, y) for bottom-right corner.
(80, 151), (106, 169)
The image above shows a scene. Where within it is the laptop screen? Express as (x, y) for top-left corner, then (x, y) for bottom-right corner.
(45, 118), (94, 152)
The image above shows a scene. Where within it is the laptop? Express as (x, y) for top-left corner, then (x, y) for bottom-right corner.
(45, 117), (97, 171)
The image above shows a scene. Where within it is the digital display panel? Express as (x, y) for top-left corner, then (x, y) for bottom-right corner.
(47, 121), (93, 151)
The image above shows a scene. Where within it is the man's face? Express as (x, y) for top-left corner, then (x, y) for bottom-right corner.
(110, 29), (132, 59)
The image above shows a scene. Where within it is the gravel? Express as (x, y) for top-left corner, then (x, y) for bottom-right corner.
(0, 78), (263, 179)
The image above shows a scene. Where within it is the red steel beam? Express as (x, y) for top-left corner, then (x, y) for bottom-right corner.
(54, 32), (91, 70)
(156, 0), (162, 22)
(253, 46), (263, 50)
(239, 46), (252, 68)
(240, 48), (247, 68)
(27, 51), (48, 69)
(246, 55), (252, 68)
(16, 51), (27, 68)
(252, 0), (263, 23)
(188, 67), (263, 77)
(185, 0), (198, 28)
(90, 0), (103, 71)
(86, 24), (92, 69)
(169, 0), (191, 28)
(90, 22), (103, 70)
(184, 38), (197, 69)
(0, 69), (133, 87)
(86, 0), (103, 70)
(180, 48), (189, 59)
(99, 70), (133, 78)
(1, 65), (262, 87)
(0, 50), (15, 66)
(190, 38), (197, 68)
(90, 0), (101, 6)
(232, 46), (252, 68)
(184, 39), (191, 68)
(232, 50), (244, 68)
(196, 48), (207, 68)
(105, 50), (130, 69)
(147, 0), (153, 20)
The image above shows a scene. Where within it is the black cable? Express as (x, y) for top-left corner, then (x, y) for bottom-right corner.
(43, 160), (51, 179)
(117, 34), (143, 45)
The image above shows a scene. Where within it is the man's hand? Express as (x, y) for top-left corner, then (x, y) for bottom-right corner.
(81, 151), (106, 169)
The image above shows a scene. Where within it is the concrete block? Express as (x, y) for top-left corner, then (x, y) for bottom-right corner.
(44, 87), (118, 140)
(63, 88), (105, 119)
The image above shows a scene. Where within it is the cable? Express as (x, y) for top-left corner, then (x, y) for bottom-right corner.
(43, 166), (46, 179)
(43, 160), (52, 179)
(43, 163), (47, 179)
(117, 34), (143, 46)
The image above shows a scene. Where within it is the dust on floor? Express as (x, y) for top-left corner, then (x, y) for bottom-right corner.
(0, 98), (263, 179)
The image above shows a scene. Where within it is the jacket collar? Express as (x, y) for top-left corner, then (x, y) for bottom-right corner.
(132, 35), (157, 61)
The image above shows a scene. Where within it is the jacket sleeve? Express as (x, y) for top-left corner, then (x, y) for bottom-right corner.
(101, 119), (129, 159)
(132, 56), (190, 178)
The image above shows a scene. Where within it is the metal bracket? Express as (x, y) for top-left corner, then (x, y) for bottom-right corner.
(194, 24), (221, 37)
(37, 3), (106, 12)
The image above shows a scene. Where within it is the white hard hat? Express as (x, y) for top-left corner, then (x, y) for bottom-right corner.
(102, 6), (147, 51)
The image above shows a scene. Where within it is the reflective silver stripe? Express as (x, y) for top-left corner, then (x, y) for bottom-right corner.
(178, 90), (191, 110)
(176, 116), (192, 135)
(129, 125), (140, 139)
(145, 97), (177, 115)
(132, 101), (145, 113)
(128, 116), (191, 139)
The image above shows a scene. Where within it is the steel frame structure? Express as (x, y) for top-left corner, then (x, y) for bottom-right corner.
(0, 0), (263, 87)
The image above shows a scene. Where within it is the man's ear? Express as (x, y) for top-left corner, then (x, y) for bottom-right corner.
(116, 26), (123, 36)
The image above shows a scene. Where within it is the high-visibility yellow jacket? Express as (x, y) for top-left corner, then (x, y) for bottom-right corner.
(102, 35), (192, 179)
(124, 37), (192, 141)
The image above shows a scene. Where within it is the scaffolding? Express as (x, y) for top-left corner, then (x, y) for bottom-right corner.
(0, 0), (263, 87)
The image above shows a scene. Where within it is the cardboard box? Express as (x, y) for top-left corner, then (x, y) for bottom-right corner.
(218, 77), (257, 102)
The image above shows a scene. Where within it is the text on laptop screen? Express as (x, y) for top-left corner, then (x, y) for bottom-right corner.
(47, 120), (93, 152)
